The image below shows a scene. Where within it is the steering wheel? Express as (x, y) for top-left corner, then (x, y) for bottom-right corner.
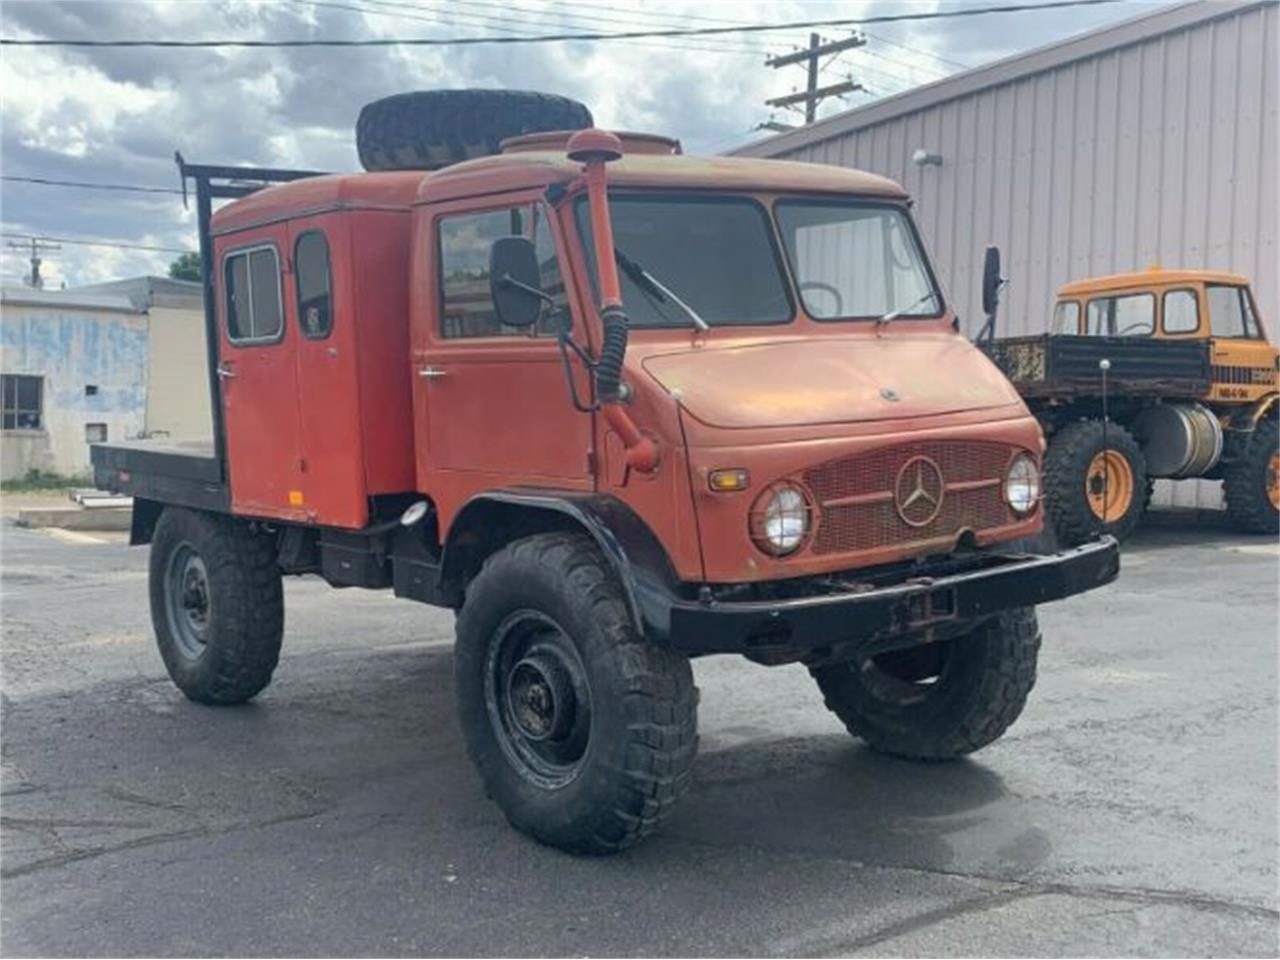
(800, 281), (843, 316)
(1116, 322), (1151, 336)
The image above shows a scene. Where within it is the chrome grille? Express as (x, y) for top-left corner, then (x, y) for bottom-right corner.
(804, 441), (1017, 555)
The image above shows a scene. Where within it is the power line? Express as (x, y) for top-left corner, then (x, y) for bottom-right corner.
(1, 175), (183, 195)
(863, 30), (973, 72)
(0, 233), (193, 255)
(291, 0), (771, 58)
(0, 0), (1126, 47)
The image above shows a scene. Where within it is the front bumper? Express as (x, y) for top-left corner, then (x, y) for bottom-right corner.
(657, 537), (1119, 659)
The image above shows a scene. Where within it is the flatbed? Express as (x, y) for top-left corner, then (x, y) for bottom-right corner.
(92, 440), (226, 515)
(982, 333), (1211, 399)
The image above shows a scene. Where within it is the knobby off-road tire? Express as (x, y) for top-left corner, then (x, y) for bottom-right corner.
(454, 532), (697, 854)
(1044, 419), (1148, 547)
(357, 90), (594, 172)
(810, 608), (1042, 760)
(148, 507), (284, 704)
(1223, 421), (1280, 534)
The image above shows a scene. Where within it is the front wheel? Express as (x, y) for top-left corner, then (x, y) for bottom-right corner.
(810, 608), (1041, 760)
(454, 533), (697, 854)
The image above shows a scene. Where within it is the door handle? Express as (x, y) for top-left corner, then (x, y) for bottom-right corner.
(418, 367), (448, 380)
(216, 362), (237, 379)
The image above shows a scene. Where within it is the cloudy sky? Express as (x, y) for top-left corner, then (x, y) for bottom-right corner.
(1, 0), (1170, 288)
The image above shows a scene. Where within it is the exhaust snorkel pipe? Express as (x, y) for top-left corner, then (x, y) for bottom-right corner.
(567, 129), (660, 474)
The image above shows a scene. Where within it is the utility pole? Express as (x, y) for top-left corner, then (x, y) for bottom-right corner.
(7, 237), (60, 288)
(765, 32), (867, 125)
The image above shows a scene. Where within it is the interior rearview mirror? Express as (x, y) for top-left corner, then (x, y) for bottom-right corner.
(490, 236), (547, 328)
(981, 245), (1002, 316)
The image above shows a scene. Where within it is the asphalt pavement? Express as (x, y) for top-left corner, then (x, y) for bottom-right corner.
(1, 518), (1276, 956)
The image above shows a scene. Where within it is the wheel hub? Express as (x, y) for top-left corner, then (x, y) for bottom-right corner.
(1086, 449), (1134, 522)
(506, 655), (575, 742)
(165, 544), (211, 660)
(485, 612), (593, 788)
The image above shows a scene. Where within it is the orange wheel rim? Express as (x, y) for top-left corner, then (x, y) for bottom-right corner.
(1267, 451), (1280, 511)
(1086, 450), (1134, 522)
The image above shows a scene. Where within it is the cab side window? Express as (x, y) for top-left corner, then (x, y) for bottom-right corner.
(295, 231), (333, 340)
(1085, 293), (1154, 337)
(1052, 300), (1080, 334)
(1162, 289), (1199, 334)
(1206, 285), (1261, 339)
(438, 204), (567, 338)
(224, 246), (283, 343)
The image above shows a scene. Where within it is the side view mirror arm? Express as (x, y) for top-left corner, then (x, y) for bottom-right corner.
(497, 273), (554, 306)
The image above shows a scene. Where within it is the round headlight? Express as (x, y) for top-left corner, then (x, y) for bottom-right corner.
(1004, 454), (1041, 515)
(750, 483), (811, 556)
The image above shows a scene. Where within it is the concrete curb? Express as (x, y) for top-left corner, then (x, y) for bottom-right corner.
(14, 506), (132, 532)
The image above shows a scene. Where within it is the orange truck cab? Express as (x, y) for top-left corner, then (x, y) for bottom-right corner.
(93, 91), (1118, 855)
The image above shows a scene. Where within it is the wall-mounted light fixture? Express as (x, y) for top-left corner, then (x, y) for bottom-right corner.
(912, 148), (943, 167)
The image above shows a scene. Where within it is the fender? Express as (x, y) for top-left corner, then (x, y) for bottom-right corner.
(438, 490), (684, 641)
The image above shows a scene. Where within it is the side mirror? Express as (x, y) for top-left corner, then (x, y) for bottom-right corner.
(981, 245), (1002, 316)
(490, 236), (547, 328)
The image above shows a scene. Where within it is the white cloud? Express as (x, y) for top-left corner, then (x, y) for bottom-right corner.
(0, 0), (1172, 286)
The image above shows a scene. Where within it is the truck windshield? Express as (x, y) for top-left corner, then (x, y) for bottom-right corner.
(574, 195), (792, 328)
(775, 200), (941, 321)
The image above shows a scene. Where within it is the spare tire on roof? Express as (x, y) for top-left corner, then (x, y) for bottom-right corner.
(356, 89), (594, 172)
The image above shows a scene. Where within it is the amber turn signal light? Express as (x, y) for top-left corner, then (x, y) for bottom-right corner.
(708, 468), (750, 492)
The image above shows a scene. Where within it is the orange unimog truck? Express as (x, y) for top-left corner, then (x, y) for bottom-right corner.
(984, 268), (1278, 545)
(93, 91), (1118, 854)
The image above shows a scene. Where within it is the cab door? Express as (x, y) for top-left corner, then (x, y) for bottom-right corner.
(217, 233), (307, 521)
(287, 218), (367, 528)
(415, 194), (595, 520)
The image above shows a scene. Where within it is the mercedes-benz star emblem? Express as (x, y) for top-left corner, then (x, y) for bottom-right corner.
(894, 455), (945, 527)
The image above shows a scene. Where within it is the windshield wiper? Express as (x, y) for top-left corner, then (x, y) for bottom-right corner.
(876, 290), (939, 326)
(615, 249), (710, 332)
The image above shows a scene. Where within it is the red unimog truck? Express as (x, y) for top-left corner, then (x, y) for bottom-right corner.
(93, 91), (1119, 854)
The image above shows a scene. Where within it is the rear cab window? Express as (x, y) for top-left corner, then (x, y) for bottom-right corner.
(295, 231), (333, 340)
(1085, 293), (1154, 337)
(1052, 300), (1081, 334)
(224, 245), (283, 343)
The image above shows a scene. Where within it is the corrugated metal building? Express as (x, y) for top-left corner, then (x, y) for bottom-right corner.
(732, 0), (1277, 507)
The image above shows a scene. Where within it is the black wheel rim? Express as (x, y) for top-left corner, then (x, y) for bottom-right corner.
(857, 642), (954, 706)
(164, 543), (210, 661)
(484, 610), (592, 789)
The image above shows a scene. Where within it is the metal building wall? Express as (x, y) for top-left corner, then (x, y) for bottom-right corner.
(740, 0), (1278, 508)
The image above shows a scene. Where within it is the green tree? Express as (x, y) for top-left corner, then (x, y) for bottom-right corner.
(168, 252), (201, 282)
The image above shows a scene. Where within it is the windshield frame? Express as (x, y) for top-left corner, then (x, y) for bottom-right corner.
(571, 190), (796, 330)
(772, 196), (947, 323)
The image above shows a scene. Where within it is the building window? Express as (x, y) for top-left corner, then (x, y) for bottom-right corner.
(438, 204), (567, 338)
(85, 423), (108, 443)
(224, 245), (283, 343)
(295, 231), (333, 340)
(2, 374), (43, 430)
(1206, 285), (1261, 339)
(1085, 293), (1154, 337)
(1162, 289), (1199, 334)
